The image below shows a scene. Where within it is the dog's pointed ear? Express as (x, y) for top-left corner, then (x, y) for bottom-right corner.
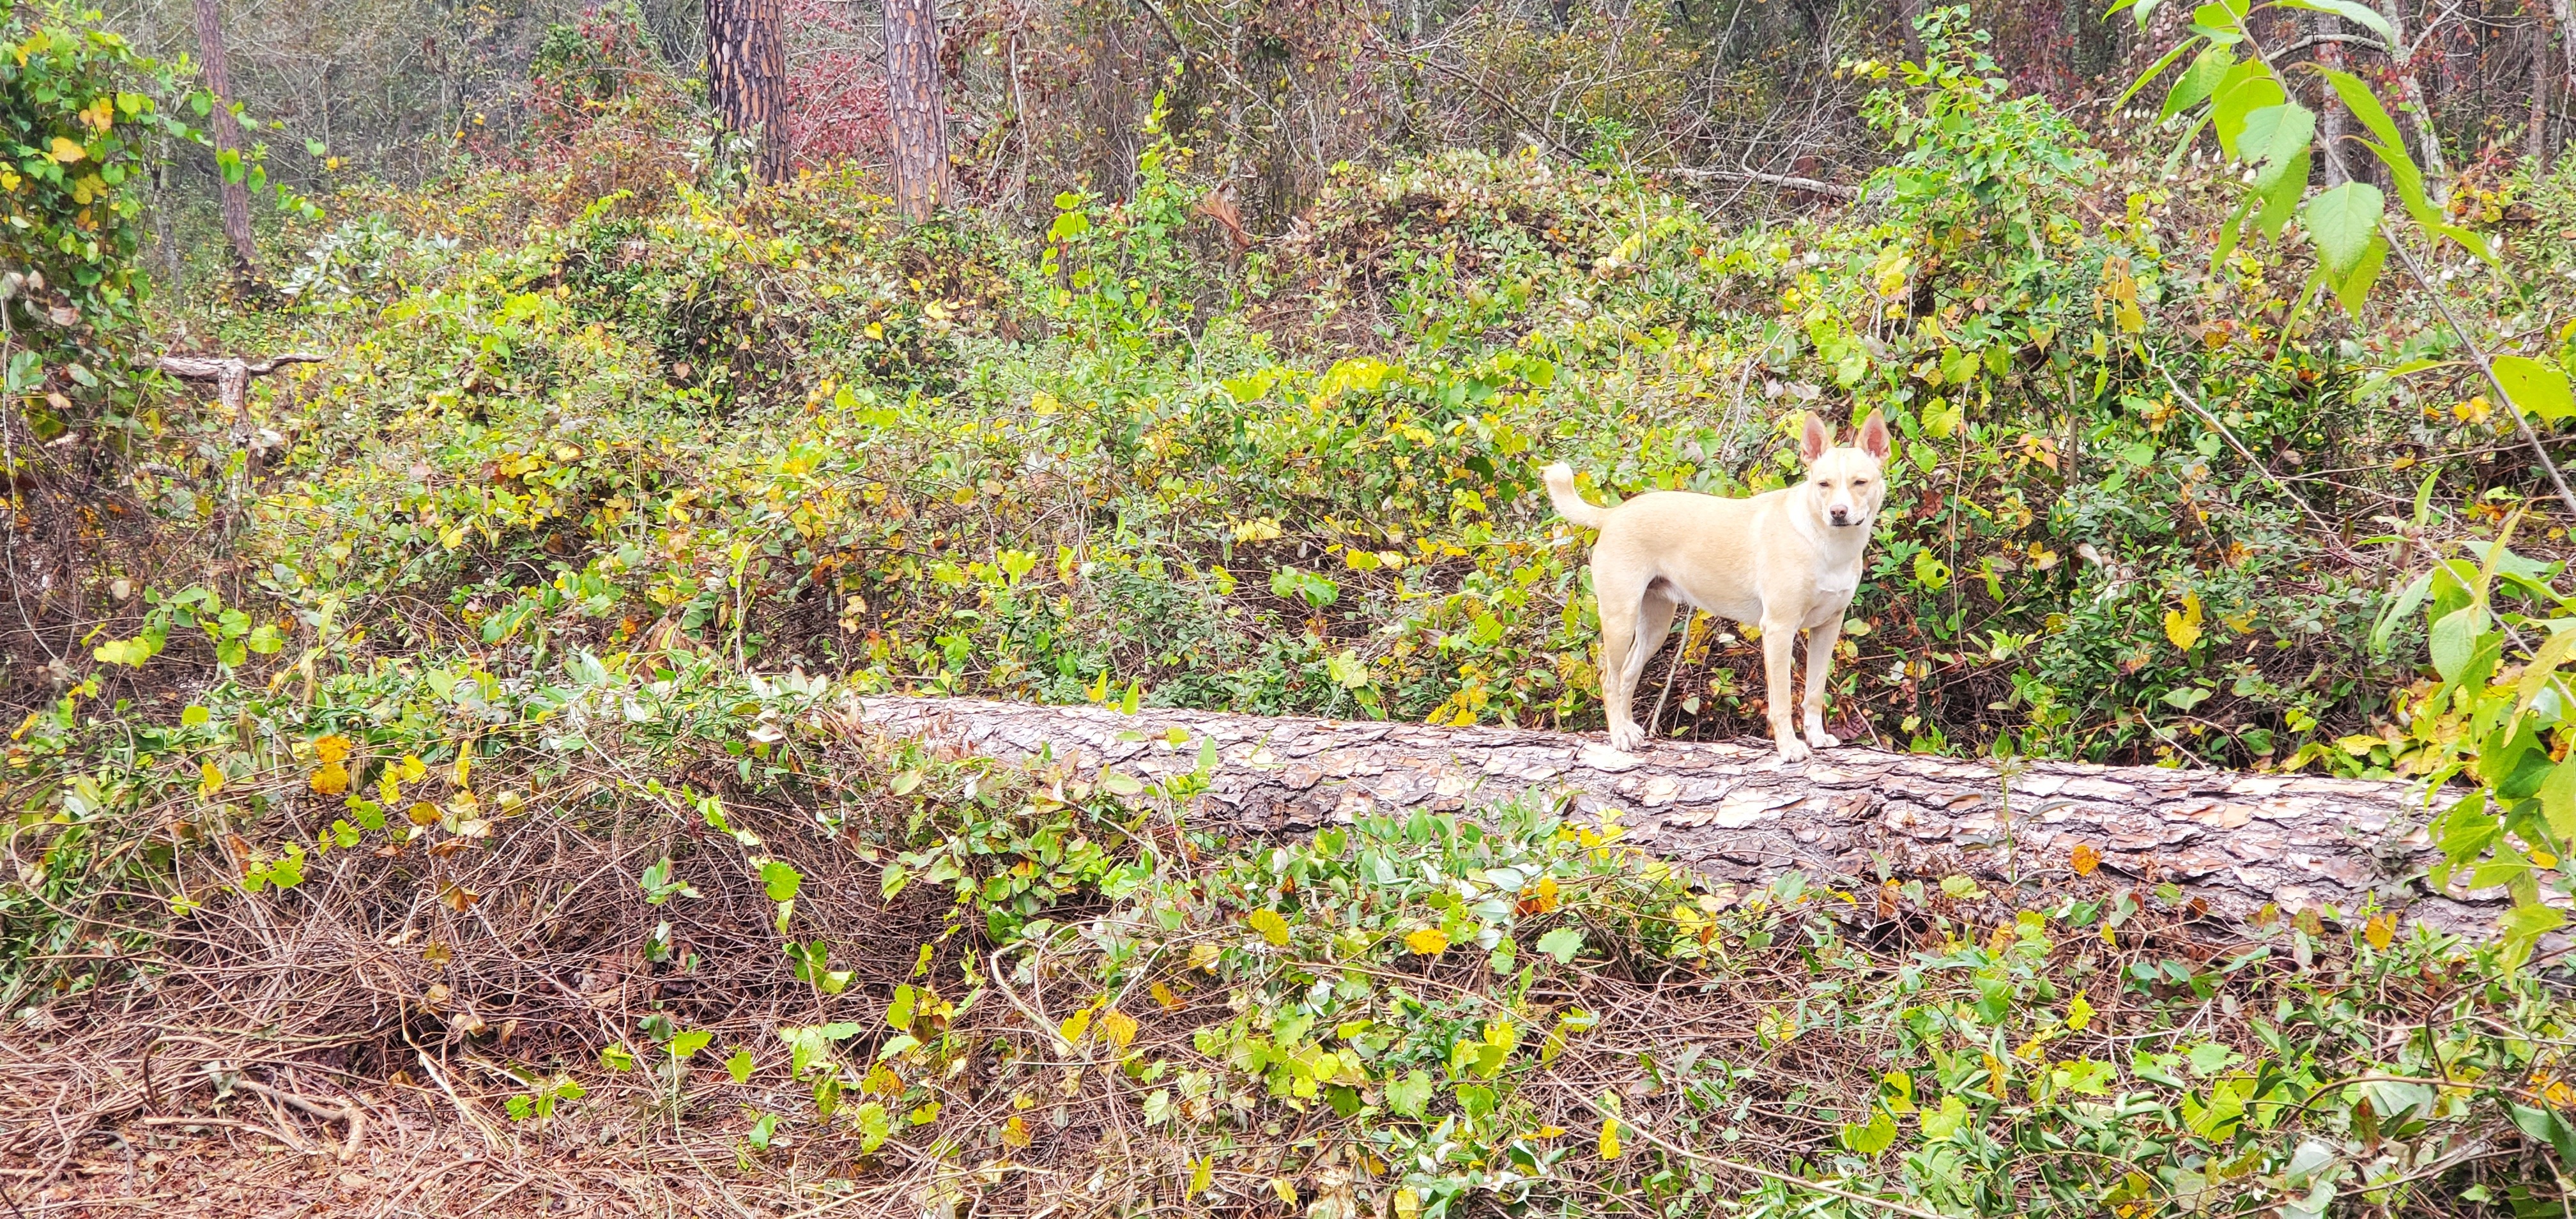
(1799, 413), (1831, 463)
(1857, 410), (1891, 461)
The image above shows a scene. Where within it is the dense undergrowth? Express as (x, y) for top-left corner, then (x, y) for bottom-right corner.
(14, 656), (2576, 1216)
(14, 0), (2576, 1211)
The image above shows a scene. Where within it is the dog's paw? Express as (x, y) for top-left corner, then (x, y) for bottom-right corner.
(1606, 723), (1648, 752)
(1774, 737), (1813, 763)
(1805, 730), (1843, 751)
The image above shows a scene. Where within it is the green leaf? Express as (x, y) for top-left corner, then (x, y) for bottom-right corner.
(2117, 37), (2205, 107)
(2495, 356), (2576, 422)
(888, 984), (917, 1031)
(2303, 182), (2384, 277)
(2240, 102), (2315, 174)
(2159, 45), (2237, 119)
(2509, 1101), (2576, 1167)
(2430, 605), (2484, 684)
(1387, 1069), (1434, 1119)
(760, 859), (802, 901)
(2255, 148), (2310, 240)
(2542, 760), (2576, 843)
(2211, 72), (2285, 160)
(2500, 901), (2566, 943)
(726, 1046), (755, 1084)
(668, 1029), (713, 1059)
(2270, 0), (2395, 40)
(855, 1101), (891, 1152)
(1536, 927), (1586, 964)
(2326, 233), (2388, 316)
(1920, 1094), (1970, 1140)
(1842, 1107), (1897, 1154)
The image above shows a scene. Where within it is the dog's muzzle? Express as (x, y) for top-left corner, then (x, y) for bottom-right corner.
(1828, 509), (1867, 527)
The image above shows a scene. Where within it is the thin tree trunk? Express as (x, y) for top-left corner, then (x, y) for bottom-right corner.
(2316, 10), (2349, 185)
(883, 0), (951, 222)
(845, 696), (2508, 938)
(190, 0), (258, 277)
(1893, 0), (1926, 62)
(2374, 0), (2451, 201)
(706, 0), (789, 184)
(2535, 8), (2554, 171)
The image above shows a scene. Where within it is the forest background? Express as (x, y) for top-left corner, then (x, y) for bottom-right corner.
(6, 0), (2576, 1213)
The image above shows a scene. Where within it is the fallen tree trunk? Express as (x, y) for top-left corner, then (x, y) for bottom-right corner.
(845, 696), (2503, 936)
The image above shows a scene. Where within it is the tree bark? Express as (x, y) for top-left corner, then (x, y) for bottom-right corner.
(2534, 8), (2554, 171)
(2315, 10), (2349, 185)
(190, 0), (259, 277)
(844, 696), (2522, 937)
(706, 0), (790, 184)
(2373, 0), (2451, 201)
(882, 0), (951, 222)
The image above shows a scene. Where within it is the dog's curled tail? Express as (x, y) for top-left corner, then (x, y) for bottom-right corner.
(1541, 463), (1607, 529)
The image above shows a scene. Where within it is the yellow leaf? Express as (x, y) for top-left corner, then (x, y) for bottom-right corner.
(309, 762), (350, 796)
(1395, 1187), (1422, 1219)
(1404, 926), (1450, 956)
(1186, 942), (1222, 972)
(2070, 843), (2101, 877)
(399, 755), (427, 782)
(1100, 1008), (1137, 1049)
(2163, 594), (2204, 651)
(1247, 908), (1291, 947)
(1190, 1157), (1212, 1197)
(198, 761), (225, 798)
(48, 135), (83, 162)
(406, 801), (442, 826)
(2066, 993), (2094, 1031)
(2364, 912), (2396, 951)
(313, 733), (353, 763)
(1150, 981), (1183, 1010)
(454, 751), (472, 788)
(1599, 1117), (1622, 1160)
(1271, 1179), (1298, 1206)
(1001, 1114), (1032, 1147)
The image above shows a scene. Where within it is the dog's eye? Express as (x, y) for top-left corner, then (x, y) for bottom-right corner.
(1852, 478), (1869, 487)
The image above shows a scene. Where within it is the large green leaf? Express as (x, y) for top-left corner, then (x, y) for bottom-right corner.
(2326, 232), (2387, 315)
(2119, 37), (2206, 107)
(2319, 68), (2408, 163)
(2212, 73), (2287, 160)
(2495, 355), (2576, 421)
(2241, 102), (2315, 175)
(2303, 183), (2382, 277)
(2430, 604), (2483, 684)
(2257, 149), (2311, 240)
(2160, 46), (2237, 120)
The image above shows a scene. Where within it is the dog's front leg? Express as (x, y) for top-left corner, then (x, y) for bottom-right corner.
(1800, 615), (1844, 752)
(1759, 618), (1809, 762)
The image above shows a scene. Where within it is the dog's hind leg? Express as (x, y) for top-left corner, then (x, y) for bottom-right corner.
(1800, 615), (1844, 751)
(1759, 615), (1810, 762)
(1593, 567), (1660, 751)
(1621, 585), (1680, 739)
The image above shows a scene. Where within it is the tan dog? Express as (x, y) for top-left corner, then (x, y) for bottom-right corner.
(1544, 411), (1890, 760)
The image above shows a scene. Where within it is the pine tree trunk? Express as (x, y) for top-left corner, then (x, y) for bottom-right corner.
(843, 696), (2519, 938)
(190, 0), (258, 277)
(883, 0), (951, 222)
(706, 0), (789, 184)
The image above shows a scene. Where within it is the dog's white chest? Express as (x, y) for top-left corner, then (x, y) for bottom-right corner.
(1816, 566), (1859, 596)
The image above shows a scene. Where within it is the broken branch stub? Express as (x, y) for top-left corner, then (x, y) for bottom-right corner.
(154, 352), (326, 415)
(843, 696), (2492, 935)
